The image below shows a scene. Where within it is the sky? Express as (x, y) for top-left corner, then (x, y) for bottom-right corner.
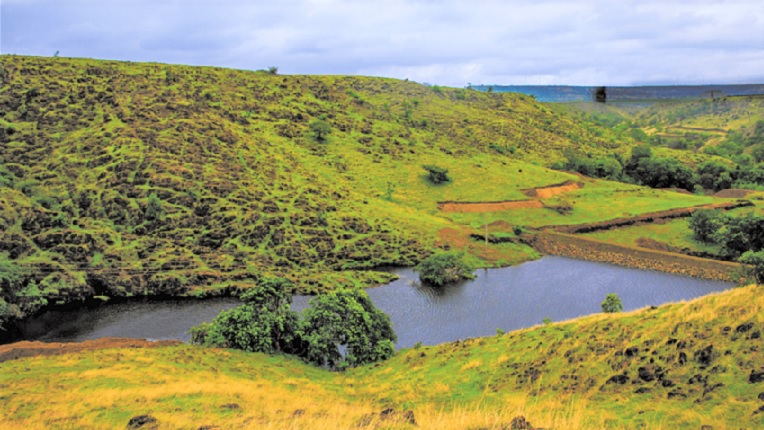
(2, 0), (763, 87)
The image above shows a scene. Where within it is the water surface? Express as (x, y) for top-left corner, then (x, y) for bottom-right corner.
(15, 257), (732, 347)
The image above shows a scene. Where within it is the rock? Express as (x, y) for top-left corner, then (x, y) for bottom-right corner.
(754, 405), (764, 415)
(197, 426), (221, 430)
(126, 415), (158, 429)
(736, 322), (754, 333)
(688, 374), (706, 385)
(220, 403), (240, 410)
(661, 379), (675, 387)
(638, 367), (656, 382)
(624, 346), (639, 357)
(749, 370), (764, 383)
(378, 408), (417, 425)
(605, 374), (629, 385)
(510, 415), (534, 429)
(700, 425), (714, 430)
(667, 389), (687, 399)
(694, 345), (714, 367)
(678, 352), (688, 365)
(758, 392), (764, 401)
(635, 387), (651, 394)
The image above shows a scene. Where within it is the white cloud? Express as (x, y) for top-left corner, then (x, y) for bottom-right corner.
(1, 0), (762, 86)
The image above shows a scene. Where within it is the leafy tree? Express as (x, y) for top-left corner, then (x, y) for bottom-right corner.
(309, 119), (331, 142)
(712, 213), (764, 258)
(267, 66), (278, 75)
(628, 157), (698, 191)
(697, 161), (733, 191)
(689, 209), (728, 243)
(190, 277), (301, 354)
(414, 252), (474, 286)
(299, 288), (396, 369)
(739, 251), (764, 284)
(601, 293), (623, 313)
(422, 164), (451, 185)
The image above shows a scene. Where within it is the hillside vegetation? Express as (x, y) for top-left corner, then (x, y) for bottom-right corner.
(0, 55), (719, 329)
(1, 284), (762, 429)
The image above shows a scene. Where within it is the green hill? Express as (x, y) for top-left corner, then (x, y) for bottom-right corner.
(0, 55), (719, 328)
(2, 284), (762, 429)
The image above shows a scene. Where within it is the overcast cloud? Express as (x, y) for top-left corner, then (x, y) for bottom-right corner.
(2, 0), (763, 86)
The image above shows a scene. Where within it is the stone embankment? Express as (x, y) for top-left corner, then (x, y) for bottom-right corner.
(528, 231), (740, 282)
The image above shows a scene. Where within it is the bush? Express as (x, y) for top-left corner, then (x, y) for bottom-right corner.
(601, 293), (623, 313)
(190, 277), (301, 354)
(191, 279), (397, 370)
(414, 252), (474, 286)
(299, 288), (396, 369)
(422, 165), (451, 185)
(309, 119), (331, 142)
(740, 250), (764, 284)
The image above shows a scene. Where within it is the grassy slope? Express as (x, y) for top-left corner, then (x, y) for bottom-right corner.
(0, 55), (717, 315)
(2, 285), (762, 429)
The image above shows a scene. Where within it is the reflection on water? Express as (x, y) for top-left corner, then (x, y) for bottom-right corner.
(13, 257), (732, 347)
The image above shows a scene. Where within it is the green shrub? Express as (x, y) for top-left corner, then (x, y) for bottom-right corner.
(309, 119), (332, 142)
(414, 252), (474, 286)
(601, 293), (623, 313)
(422, 164), (451, 185)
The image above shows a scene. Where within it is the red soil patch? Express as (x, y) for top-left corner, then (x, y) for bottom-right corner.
(439, 200), (543, 213)
(0, 337), (182, 363)
(524, 180), (582, 199)
(713, 189), (757, 198)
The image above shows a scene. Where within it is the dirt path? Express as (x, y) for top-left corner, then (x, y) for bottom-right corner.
(438, 181), (582, 213)
(0, 338), (182, 363)
(439, 199), (543, 213)
(523, 180), (582, 199)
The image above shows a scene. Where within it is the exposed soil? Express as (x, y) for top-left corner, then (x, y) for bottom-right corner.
(0, 338), (182, 363)
(438, 199), (543, 213)
(713, 189), (758, 199)
(524, 180), (582, 199)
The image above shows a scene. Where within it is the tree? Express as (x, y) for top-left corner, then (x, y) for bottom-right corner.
(267, 66), (278, 75)
(299, 288), (396, 369)
(740, 251), (764, 284)
(601, 293), (623, 313)
(190, 277), (301, 354)
(689, 209), (728, 243)
(414, 252), (474, 286)
(422, 164), (451, 185)
(309, 119), (331, 142)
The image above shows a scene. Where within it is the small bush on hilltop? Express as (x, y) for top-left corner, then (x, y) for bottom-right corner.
(414, 252), (474, 286)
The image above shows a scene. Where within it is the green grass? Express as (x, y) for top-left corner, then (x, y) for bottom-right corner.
(581, 218), (719, 254)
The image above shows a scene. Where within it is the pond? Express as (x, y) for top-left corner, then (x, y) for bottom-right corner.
(11, 257), (733, 348)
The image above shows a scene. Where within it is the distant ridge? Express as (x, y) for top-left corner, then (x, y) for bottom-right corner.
(473, 84), (764, 102)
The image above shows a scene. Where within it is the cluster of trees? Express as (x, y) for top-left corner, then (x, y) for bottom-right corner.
(190, 277), (396, 370)
(558, 144), (764, 193)
(689, 209), (764, 257)
(557, 145), (698, 190)
(689, 209), (764, 283)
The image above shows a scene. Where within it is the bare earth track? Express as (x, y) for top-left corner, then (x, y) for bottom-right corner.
(438, 180), (582, 213)
(0, 338), (181, 363)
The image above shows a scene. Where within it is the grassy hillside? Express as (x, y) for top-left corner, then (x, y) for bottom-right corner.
(0, 55), (721, 328)
(2, 284), (762, 429)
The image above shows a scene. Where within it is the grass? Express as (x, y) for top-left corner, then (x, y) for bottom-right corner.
(581, 218), (720, 254)
(2, 284), (762, 429)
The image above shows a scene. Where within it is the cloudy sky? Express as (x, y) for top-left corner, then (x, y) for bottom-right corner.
(2, 0), (763, 86)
